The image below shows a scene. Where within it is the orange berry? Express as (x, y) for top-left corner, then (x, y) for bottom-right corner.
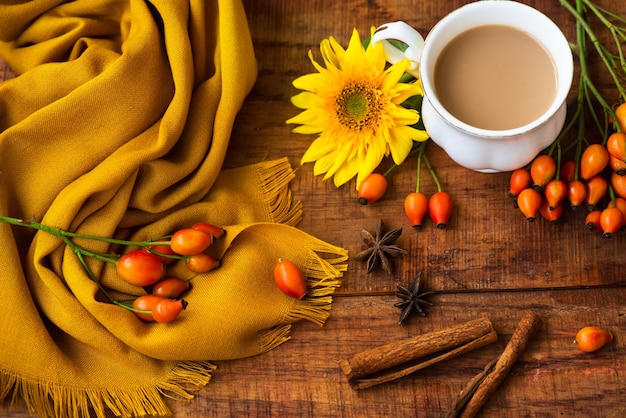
(606, 132), (626, 161)
(575, 326), (613, 353)
(273, 259), (307, 299)
(615, 102), (626, 133)
(585, 210), (602, 233)
(540, 199), (562, 223)
(508, 168), (532, 198)
(560, 160), (576, 183)
(192, 222), (225, 240)
(611, 170), (626, 199)
(600, 207), (623, 238)
(517, 188), (542, 221)
(544, 179), (567, 210)
(580, 144), (609, 181)
(530, 155), (556, 191)
(428, 191), (453, 229)
(357, 173), (388, 205)
(585, 176), (608, 211)
(567, 180), (587, 209)
(607, 197), (626, 226)
(186, 253), (220, 273)
(609, 155), (626, 174)
(404, 192), (429, 227)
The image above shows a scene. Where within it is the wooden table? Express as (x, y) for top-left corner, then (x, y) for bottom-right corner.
(2, 0), (626, 416)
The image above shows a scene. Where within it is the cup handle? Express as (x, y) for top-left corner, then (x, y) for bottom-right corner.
(371, 21), (424, 78)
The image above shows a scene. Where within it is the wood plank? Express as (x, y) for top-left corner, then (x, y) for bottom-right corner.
(164, 288), (626, 417)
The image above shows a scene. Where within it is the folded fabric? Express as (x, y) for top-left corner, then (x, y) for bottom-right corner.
(0, 1), (347, 417)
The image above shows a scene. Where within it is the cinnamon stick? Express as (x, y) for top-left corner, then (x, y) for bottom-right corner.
(353, 330), (497, 390)
(339, 316), (497, 389)
(450, 310), (542, 418)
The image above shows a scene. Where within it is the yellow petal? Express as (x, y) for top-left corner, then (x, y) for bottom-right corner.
(288, 113), (328, 132)
(365, 37), (387, 73)
(293, 73), (326, 92)
(391, 83), (423, 104)
(388, 127), (415, 165)
(288, 105), (328, 123)
(399, 124), (430, 141)
(290, 91), (323, 109)
(322, 145), (351, 180)
(347, 29), (365, 53)
(332, 157), (360, 187)
(412, 128), (430, 141)
(355, 145), (385, 189)
(301, 136), (336, 163)
(307, 49), (329, 74)
(323, 36), (345, 68)
(315, 152), (341, 176)
(292, 124), (324, 135)
(381, 59), (410, 88)
(386, 106), (419, 125)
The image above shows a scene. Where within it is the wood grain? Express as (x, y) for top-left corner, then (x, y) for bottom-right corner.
(2, 0), (626, 416)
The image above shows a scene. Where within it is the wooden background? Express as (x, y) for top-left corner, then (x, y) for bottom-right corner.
(2, 0), (626, 416)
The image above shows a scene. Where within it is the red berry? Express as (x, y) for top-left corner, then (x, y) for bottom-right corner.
(117, 250), (164, 287)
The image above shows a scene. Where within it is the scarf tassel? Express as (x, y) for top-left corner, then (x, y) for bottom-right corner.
(1, 360), (215, 418)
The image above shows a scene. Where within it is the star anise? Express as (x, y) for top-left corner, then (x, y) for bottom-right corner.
(354, 219), (407, 275)
(395, 271), (435, 324)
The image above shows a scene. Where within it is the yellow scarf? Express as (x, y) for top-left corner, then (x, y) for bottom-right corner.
(0, 1), (347, 416)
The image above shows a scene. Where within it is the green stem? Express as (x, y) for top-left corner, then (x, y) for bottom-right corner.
(62, 235), (150, 315)
(382, 164), (396, 177)
(146, 248), (186, 262)
(0, 214), (161, 316)
(0, 215), (171, 247)
(561, 0), (624, 140)
(586, 2), (626, 26)
(576, 0), (591, 149)
(72, 241), (153, 315)
(574, 0), (613, 140)
(415, 142), (427, 193)
(574, 102), (586, 180)
(608, 184), (616, 204)
(423, 151), (442, 193)
(555, 142), (563, 180)
(571, 0), (626, 102)
(581, 0), (626, 98)
(583, 79), (609, 141)
(555, 0), (596, 179)
(550, 0), (591, 163)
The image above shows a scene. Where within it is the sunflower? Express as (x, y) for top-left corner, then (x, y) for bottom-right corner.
(287, 27), (429, 189)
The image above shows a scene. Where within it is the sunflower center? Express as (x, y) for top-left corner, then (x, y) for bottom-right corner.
(335, 82), (381, 131)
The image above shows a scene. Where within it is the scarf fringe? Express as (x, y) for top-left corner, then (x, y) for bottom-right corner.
(254, 210), (349, 348)
(288, 241), (349, 327)
(0, 360), (215, 418)
(255, 157), (303, 227)
(305, 242), (349, 282)
(258, 324), (292, 354)
(287, 296), (335, 327)
(157, 360), (215, 400)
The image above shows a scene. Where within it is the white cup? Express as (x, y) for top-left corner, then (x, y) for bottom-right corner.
(374, 1), (573, 173)
(421, 1), (573, 172)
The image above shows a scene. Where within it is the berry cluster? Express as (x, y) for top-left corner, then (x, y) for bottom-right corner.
(115, 222), (224, 322)
(509, 135), (626, 238)
(356, 141), (453, 230)
(0, 216), (225, 323)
